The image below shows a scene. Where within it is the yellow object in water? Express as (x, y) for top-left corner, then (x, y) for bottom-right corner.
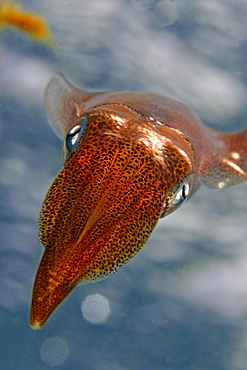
(0, 1), (55, 47)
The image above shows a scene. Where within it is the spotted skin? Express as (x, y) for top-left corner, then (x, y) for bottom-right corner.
(30, 74), (247, 329)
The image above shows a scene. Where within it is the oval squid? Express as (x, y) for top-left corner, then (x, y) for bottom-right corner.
(30, 74), (247, 329)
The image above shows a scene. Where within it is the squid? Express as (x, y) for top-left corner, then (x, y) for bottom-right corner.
(30, 74), (247, 329)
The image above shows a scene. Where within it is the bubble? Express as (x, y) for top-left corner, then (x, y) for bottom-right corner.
(154, 0), (179, 26)
(40, 337), (69, 367)
(81, 294), (111, 324)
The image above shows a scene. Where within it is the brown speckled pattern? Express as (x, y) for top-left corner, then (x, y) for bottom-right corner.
(30, 109), (193, 328)
(30, 75), (247, 329)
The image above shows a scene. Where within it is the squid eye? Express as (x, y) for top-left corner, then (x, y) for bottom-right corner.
(169, 176), (192, 207)
(66, 117), (87, 153)
(160, 176), (195, 218)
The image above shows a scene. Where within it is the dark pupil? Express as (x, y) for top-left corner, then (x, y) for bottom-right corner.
(181, 185), (186, 200)
(69, 126), (81, 138)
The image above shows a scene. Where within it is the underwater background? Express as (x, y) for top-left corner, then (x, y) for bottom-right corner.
(0, 0), (247, 369)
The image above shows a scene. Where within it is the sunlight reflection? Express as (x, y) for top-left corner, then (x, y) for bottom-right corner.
(81, 294), (111, 324)
(40, 337), (69, 367)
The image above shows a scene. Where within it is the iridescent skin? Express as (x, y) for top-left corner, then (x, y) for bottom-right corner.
(30, 74), (247, 329)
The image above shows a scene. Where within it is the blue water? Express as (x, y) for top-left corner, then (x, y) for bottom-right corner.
(0, 0), (247, 369)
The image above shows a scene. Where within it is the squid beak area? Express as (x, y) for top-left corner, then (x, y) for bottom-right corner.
(30, 139), (169, 329)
